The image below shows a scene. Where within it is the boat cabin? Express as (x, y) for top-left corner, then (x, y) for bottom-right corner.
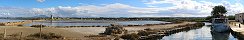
(212, 18), (228, 24)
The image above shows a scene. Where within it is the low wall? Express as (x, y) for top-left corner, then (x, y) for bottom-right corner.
(51, 23), (172, 28)
(140, 22), (205, 40)
(120, 22), (205, 40)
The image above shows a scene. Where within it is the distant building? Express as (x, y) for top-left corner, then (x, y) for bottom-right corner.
(51, 15), (53, 20)
(235, 13), (244, 23)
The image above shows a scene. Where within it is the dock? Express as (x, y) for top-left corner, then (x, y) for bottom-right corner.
(229, 22), (244, 39)
(229, 22), (244, 32)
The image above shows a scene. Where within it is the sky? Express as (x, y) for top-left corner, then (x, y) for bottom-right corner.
(0, 0), (244, 17)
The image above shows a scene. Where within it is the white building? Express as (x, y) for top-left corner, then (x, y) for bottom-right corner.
(235, 13), (244, 23)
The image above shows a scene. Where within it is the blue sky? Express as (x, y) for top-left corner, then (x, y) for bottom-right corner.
(0, 0), (150, 8)
(0, 0), (243, 17)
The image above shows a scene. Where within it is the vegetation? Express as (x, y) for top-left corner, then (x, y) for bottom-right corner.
(120, 33), (139, 40)
(137, 30), (150, 36)
(204, 5), (228, 22)
(227, 15), (235, 20)
(158, 17), (206, 22)
(103, 26), (125, 35)
(0, 32), (63, 40)
(27, 32), (63, 39)
(206, 15), (235, 20)
(211, 5), (227, 18)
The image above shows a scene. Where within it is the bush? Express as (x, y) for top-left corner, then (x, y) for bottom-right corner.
(137, 31), (150, 36)
(120, 33), (139, 40)
(17, 25), (23, 26)
(103, 26), (124, 35)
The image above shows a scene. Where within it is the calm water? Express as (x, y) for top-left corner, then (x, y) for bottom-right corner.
(161, 23), (238, 40)
(24, 20), (171, 26)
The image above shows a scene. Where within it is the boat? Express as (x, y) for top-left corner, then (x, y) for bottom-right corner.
(211, 31), (230, 40)
(211, 18), (230, 32)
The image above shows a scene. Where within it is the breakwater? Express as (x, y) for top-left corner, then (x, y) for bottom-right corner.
(120, 22), (205, 40)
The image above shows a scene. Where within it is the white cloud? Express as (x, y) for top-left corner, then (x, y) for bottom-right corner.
(37, 0), (45, 3)
(0, 7), (35, 17)
(1, 0), (244, 17)
(29, 3), (166, 17)
(128, 8), (162, 14)
(142, 0), (244, 17)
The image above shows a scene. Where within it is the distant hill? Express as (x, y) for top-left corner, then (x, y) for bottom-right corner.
(33, 15), (49, 18)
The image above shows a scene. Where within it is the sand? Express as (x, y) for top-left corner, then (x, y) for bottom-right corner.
(59, 27), (106, 35)
(0, 26), (89, 39)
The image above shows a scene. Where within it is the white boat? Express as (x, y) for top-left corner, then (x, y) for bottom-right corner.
(211, 18), (230, 32)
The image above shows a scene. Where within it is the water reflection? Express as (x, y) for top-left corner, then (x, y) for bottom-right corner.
(161, 23), (238, 40)
(211, 31), (230, 40)
(24, 20), (170, 26)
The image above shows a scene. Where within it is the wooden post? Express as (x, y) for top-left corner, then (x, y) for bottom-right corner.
(3, 28), (6, 39)
(39, 24), (42, 38)
(20, 32), (22, 40)
(239, 24), (241, 28)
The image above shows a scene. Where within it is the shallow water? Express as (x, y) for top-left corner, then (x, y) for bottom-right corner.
(161, 23), (238, 40)
(24, 20), (171, 26)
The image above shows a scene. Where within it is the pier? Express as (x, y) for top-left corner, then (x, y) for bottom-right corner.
(229, 22), (244, 39)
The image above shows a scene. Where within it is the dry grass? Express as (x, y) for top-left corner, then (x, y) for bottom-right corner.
(0, 26), (90, 39)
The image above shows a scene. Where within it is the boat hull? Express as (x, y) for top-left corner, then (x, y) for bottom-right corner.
(211, 23), (230, 32)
